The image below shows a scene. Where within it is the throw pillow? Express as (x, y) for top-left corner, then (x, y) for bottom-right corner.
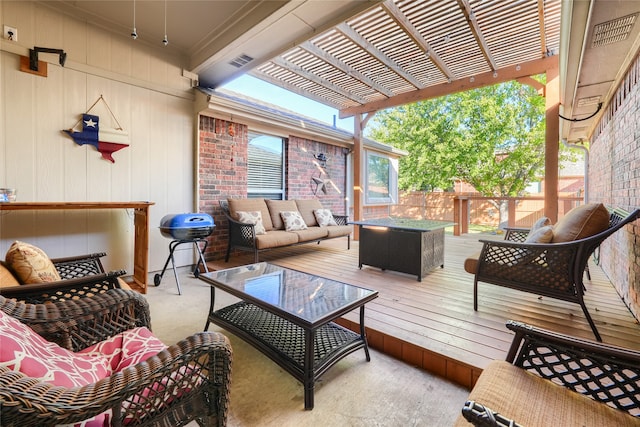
(79, 326), (168, 372)
(314, 208), (338, 227)
(236, 211), (267, 235)
(5, 241), (61, 284)
(524, 225), (554, 243)
(265, 199), (298, 230)
(530, 216), (551, 232)
(280, 211), (308, 231)
(552, 203), (609, 243)
(0, 310), (110, 388)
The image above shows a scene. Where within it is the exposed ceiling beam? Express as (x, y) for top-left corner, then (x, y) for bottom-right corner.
(457, 0), (498, 72)
(300, 41), (395, 98)
(538, 0), (549, 57)
(253, 69), (345, 110)
(336, 22), (425, 90)
(340, 55), (558, 118)
(271, 57), (369, 105)
(382, 0), (455, 81)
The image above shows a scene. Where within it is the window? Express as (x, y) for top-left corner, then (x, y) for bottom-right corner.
(365, 151), (398, 205)
(248, 132), (285, 199)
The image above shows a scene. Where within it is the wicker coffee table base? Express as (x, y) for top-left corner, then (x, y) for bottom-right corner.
(207, 301), (371, 409)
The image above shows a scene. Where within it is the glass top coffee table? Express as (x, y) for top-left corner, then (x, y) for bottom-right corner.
(198, 262), (379, 410)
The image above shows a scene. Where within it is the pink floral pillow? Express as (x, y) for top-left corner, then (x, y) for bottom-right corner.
(79, 326), (168, 372)
(0, 310), (109, 387)
(0, 310), (110, 427)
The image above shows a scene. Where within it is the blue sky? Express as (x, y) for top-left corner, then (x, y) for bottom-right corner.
(221, 75), (355, 132)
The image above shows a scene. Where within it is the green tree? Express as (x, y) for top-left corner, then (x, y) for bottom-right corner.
(368, 79), (558, 225)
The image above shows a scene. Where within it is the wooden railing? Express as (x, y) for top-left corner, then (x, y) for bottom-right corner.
(452, 195), (584, 235)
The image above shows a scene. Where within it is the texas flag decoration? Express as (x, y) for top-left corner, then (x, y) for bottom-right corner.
(63, 113), (129, 163)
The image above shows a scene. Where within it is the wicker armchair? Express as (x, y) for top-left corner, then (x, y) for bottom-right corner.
(469, 207), (640, 341)
(1, 252), (127, 304)
(458, 320), (640, 426)
(0, 289), (233, 427)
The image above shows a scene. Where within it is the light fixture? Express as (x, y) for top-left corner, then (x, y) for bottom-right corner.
(131, 0), (137, 39)
(515, 64), (521, 71)
(314, 153), (327, 168)
(469, 76), (475, 83)
(29, 47), (66, 71)
(492, 71), (498, 78)
(162, 0), (168, 46)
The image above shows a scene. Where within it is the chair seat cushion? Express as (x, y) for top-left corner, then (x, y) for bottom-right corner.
(0, 261), (20, 287)
(326, 224), (352, 238)
(464, 253), (480, 274)
(453, 360), (640, 427)
(255, 230), (299, 249)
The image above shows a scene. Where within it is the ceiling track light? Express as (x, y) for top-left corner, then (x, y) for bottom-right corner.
(162, 0), (168, 46)
(131, 0), (137, 39)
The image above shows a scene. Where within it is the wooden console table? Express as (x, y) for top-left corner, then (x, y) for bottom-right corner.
(0, 201), (154, 293)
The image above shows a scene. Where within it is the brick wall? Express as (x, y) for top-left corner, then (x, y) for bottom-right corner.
(589, 54), (640, 318)
(198, 118), (349, 260)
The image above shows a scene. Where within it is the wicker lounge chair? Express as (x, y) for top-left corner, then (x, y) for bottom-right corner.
(0, 289), (233, 427)
(466, 206), (640, 341)
(1, 252), (127, 304)
(456, 320), (640, 426)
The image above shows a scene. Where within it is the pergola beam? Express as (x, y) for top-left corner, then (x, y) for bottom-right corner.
(340, 55), (558, 118)
(382, 0), (456, 81)
(336, 23), (425, 90)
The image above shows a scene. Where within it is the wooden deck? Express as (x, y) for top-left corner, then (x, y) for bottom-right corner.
(207, 232), (640, 389)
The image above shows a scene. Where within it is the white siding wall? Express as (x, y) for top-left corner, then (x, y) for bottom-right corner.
(0, 1), (197, 275)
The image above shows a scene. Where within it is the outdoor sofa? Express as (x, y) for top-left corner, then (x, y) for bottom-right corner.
(220, 198), (352, 262)
(456, 320), (640, 427)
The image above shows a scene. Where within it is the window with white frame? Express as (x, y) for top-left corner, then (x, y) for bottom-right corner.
(365, 151), (398, 205)
(247, 132), (285, 200)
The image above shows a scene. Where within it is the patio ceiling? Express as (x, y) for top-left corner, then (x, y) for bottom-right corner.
(249, 0), (562, 120)
(45, 1), (640, 143)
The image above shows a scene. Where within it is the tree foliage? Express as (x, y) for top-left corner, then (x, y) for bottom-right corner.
(367, 80), (550, 197)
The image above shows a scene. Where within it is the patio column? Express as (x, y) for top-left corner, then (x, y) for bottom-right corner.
(353, 114), (364, 239)
(544, 64), (560, 222)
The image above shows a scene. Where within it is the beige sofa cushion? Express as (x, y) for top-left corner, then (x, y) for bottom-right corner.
(5, 241), (61, 284)
(254, 230), (299, 249)
(0, 261), (21, 287)
(453, 360), (639, 427)
(293, 227), (329, 242)
(552, 203), (609, 243)
(326, 225), (352, 238)
(228, 198), (273, 231)
(265, 200), (298, 230)
(295, 199), (323, 227)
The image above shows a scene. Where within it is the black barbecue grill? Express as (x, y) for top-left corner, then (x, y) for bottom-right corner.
(155, 213), (214, 294)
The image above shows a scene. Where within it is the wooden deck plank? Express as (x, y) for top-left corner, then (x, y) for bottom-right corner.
(207, 232), (640, 388)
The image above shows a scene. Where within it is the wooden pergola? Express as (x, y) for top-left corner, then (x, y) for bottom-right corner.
(249, 0), (562, 222)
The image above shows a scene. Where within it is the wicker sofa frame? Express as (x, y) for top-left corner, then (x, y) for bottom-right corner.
(471, 207), (640, 341)
(220, 199), (351, 263)
(0, 288), (233, 427)
(458, 320), (640, 426)
(1, 252), (127, 304)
